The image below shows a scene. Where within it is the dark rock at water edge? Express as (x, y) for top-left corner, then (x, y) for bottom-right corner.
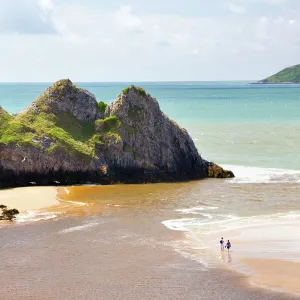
(0, 80), (234, 188)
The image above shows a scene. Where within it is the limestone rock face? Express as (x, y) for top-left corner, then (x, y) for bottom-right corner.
(103, 86), (207, 179)
(22, 79), (101, 122)
(0, 80), (234, 188)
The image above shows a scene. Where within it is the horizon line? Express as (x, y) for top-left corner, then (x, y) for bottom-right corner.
(0, 80), (255, 84)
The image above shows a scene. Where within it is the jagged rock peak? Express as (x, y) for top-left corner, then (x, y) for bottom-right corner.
(106, 85), (161, 120)
(21, 79), (101, 123)
(104, 85), (208, 178)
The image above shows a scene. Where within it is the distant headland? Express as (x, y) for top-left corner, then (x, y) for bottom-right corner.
(253, 64), (300, 84)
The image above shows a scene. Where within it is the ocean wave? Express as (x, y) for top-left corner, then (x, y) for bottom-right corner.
(222, 164), (300, 184)
(163, 211), (300, 237)
(162, 214), (239, 233)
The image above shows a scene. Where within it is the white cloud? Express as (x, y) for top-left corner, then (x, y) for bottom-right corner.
(39, 0), (54, 11)
(227, 2), (246, 14)
(0, 0), (300, 81)
(115, 5), (142, 30)
(0, 0), (58, 34)
(260, 17), (269, 23)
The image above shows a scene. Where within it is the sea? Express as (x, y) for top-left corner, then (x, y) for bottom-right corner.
(0, 81), (300, 298)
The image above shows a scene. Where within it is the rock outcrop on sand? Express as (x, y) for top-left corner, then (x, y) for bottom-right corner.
(0, 80), (234, 188)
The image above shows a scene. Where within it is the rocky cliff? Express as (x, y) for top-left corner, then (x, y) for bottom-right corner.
(0, 80), (233, 188)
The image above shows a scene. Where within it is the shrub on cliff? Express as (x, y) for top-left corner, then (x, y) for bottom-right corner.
(98, 101), (107, 113)
(95, 116), (119, 133)
(0, 205), (19, 221)
(122, 85), (147, 97)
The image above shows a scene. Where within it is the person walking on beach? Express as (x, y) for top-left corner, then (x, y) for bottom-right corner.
(220, 237), (224, 251)
(226, 240), (231, 251)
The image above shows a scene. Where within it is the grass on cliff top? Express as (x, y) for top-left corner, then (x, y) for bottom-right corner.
(0, 80), (124, 161)
(259, 64), (300, 83)
(0, 108), (121, 160)
(122, 85), (147, 97)
(0, 111), (95, 157)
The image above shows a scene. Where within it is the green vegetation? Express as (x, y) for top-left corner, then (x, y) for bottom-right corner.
(0, 110), (122, 160)
(137, 87), (146, 96)
(93, 116), (121, 145)
(98, 101), (107, 113)
(0, 109), (95, 158)
(0, 80), (125, 162)
(122, 85), (147, 97)
(257, 64), (300, 83)
(122, 87), (130, 94)
(0, 205), (19, 221)
(95, 116), (119, 133)
(0, 108), (12, 136)
(0, 80), (155, 163)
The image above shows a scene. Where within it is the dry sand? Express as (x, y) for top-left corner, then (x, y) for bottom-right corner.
(0, 186), (60, 212)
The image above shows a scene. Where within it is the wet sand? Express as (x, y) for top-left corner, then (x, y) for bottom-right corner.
(0, 184), (299, 299)
(0, 210), (297, 300)
(242, 259), (300, 295)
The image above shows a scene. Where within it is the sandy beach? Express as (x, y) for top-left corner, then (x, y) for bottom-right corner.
(0, 201), (296, 300)
(241, 259), (300, 294)
(0, 187), (60, 212)
(0, 183), (299, 299)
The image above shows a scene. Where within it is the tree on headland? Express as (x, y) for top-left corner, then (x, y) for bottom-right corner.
(0, 205), (19, 221)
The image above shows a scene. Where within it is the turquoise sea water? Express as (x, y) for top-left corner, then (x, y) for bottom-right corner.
(1, 81), (300, 170)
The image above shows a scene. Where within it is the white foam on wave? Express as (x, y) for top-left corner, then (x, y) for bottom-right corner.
(16, 210), (61, 223)
(175, 206), (218, 215)
(162, 218), (197, 231)
(223, 164), (300, 184)
(162, 214), (239, 233)
(62, 200), (89, 206)
(163, 210), (300, 240)
(58, 222), (100, 234)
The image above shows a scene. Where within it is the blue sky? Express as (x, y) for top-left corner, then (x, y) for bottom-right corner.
(0, 0), (299, 81)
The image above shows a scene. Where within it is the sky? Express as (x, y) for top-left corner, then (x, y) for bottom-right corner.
(0, 0), (300, 82)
